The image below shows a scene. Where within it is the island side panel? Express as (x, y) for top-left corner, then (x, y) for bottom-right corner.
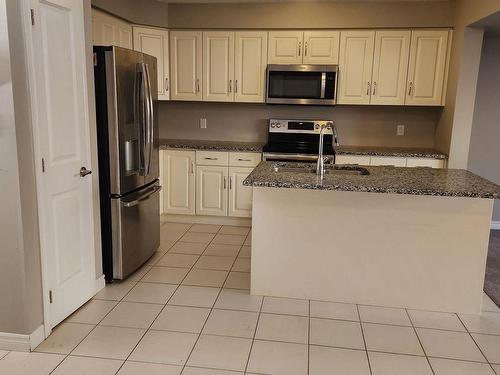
(250, 187), (493, 314)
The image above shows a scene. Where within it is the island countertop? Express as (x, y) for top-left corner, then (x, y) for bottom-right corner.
(243, 161), (500, 199)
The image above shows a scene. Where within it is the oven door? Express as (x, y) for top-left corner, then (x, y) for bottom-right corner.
(266, 64), (337, 105)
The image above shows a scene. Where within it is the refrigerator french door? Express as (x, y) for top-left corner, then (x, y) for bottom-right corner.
(94, 46), (160, 281)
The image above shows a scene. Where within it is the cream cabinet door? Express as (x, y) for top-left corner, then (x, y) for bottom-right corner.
(229, 167), (254, 218)
(163, 150), (195, 215)
(234, 31), (268, 103)
(268, 31), (304, 64)
(203, 31), (235, 102)
(406, 30), (449, 106)
(92, 8), (132, 49)
(371, 30), (411, 105)
(196, 166), (228, 216)
(170, 31), (202, 101)
(133, 26), (170, 100)
(338, 31), (375, 105)
(303, 31), (340, 64)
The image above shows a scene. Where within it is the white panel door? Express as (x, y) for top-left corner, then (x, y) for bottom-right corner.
(371, 30), (410, 105)
(163, 150), (195, 215)
(133, 26), (170, 100)
(268, 31), (303, 64)
(170, 31), (202, 101)
(28, 0), (95, 329)
(338, 31), (375, 105)
(203, 31), (234, 102)
(234, 31), (268, 103)
(406, 30), (449, 106)
(91, 8), (132, 48)
(303, 31), (340, 64)
(196, 166), (228, 216)
(229, 167), (253, 218)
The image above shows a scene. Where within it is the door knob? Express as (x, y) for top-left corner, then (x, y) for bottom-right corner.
(80, 167), (92, 177)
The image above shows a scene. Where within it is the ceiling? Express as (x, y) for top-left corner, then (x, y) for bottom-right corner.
(473, 10), (500, 38)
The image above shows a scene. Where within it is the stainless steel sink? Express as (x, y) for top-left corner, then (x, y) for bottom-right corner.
(273, 165), (370, 176)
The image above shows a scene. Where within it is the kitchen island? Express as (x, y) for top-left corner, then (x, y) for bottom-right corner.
(244, 162), (500, 313)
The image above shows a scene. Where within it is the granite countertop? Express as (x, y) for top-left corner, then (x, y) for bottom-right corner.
(243, 161), (500, 199)
(159, 139), (264, 152)
(335, 146), (448, 159)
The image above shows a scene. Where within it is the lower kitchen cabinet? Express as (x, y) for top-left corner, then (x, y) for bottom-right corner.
(229, 167), (254, 218)
(162, 150), (195, 215)
(196, 166), (228, 216)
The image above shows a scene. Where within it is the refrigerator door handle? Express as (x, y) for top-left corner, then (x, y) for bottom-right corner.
(144, 63), (154, 176)
(134, 64), (146, 174)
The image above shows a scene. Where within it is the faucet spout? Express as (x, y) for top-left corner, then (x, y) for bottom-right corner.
(316, 124), (327, 177)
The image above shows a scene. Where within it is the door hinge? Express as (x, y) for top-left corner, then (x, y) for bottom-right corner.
(49, 290), (53, 304)
(41, 157), (45, 172)
(30, 9), (35, 26)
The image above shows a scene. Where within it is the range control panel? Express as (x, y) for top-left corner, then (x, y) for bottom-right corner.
(269, 119), (334, 134)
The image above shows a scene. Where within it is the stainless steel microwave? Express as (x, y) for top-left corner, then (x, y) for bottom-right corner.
(266, 64), (338, 105)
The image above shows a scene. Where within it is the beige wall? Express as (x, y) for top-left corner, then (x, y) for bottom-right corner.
(435, 0), (500, 163)
(168, 1), (453, 29)
(91, 0), (168, 27)
(1, 0), (43, 335)
(159, 102), (441, 148)
(468, 37), (500, 221)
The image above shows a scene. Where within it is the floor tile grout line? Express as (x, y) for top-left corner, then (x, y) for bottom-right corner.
(243, 289), (265, 374)
(178, 224), (245, 374)
(405, 308), (436, 375)
(356, 304), (373, 375)
(455, 312), (497, 373)
(307, 299), (311, 375)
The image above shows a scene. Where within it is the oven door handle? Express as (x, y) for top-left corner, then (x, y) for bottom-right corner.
(320, 72), (326, 99)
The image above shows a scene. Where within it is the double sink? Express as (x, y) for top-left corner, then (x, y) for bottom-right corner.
(273, 164), (370, 176)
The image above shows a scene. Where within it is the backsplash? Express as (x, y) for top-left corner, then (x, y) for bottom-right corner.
(158, 102), (442, 148)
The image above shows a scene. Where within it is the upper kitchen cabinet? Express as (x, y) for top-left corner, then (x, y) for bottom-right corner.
(268, 31), (303, 64)
(92, 8), (132, 49)
(370, 30), (411, 105)
(133, 26), (170, 100)
(234, 32), (268, 103)
(203, 31), (235, 102)
(338, 30), (375, 105)
(268, 31), (339, 65)
(406, 30), (450, 106)
(170, 31), (203, 101)
(302, 31), (340, 64)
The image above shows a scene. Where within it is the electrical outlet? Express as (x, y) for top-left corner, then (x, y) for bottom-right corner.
(200, 118), (207, 129)
(397, 124), (405, 136)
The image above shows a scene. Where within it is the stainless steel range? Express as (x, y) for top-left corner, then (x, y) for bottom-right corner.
(262, 119), (339, 163)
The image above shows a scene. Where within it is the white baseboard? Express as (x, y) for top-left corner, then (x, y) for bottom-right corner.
(0, 325), (45, 352)
(95, 275), (106, 294)
(161, 214), (252, 227)
(492, 221), (500, 230)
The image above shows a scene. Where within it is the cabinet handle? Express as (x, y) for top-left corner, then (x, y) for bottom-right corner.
(237, 158), (252, 162)
(304, 42), (308, 56)
(229, 80), (232, 93)
(223, 177), (227, 189)
(204, 157), (218, 160)
(372, 82), (377, 96)
(229, 176), (232, 190)
(235, 80), (238, 93)
(196, 78), (200, 93)
(366, 82), (371, 96)
(298, 41), (301, 56)
(408, 82), (413, 97)
(165, 77), (169, 92)
(190, 161), (194, 174)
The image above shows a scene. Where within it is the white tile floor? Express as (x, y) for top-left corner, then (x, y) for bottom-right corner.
(2, 222), (500, 375)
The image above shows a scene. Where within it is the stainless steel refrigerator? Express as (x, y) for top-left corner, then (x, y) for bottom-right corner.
(93, 46), (160, 281)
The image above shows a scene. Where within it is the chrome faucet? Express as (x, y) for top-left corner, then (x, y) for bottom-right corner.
(332, 124), (340, 146)
(316, 124), (329, 178)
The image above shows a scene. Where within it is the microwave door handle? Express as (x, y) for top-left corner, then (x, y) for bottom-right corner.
(320, 72), (326, 99)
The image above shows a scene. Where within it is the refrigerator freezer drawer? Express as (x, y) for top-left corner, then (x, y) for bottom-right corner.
(111, 182), (161, 279)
